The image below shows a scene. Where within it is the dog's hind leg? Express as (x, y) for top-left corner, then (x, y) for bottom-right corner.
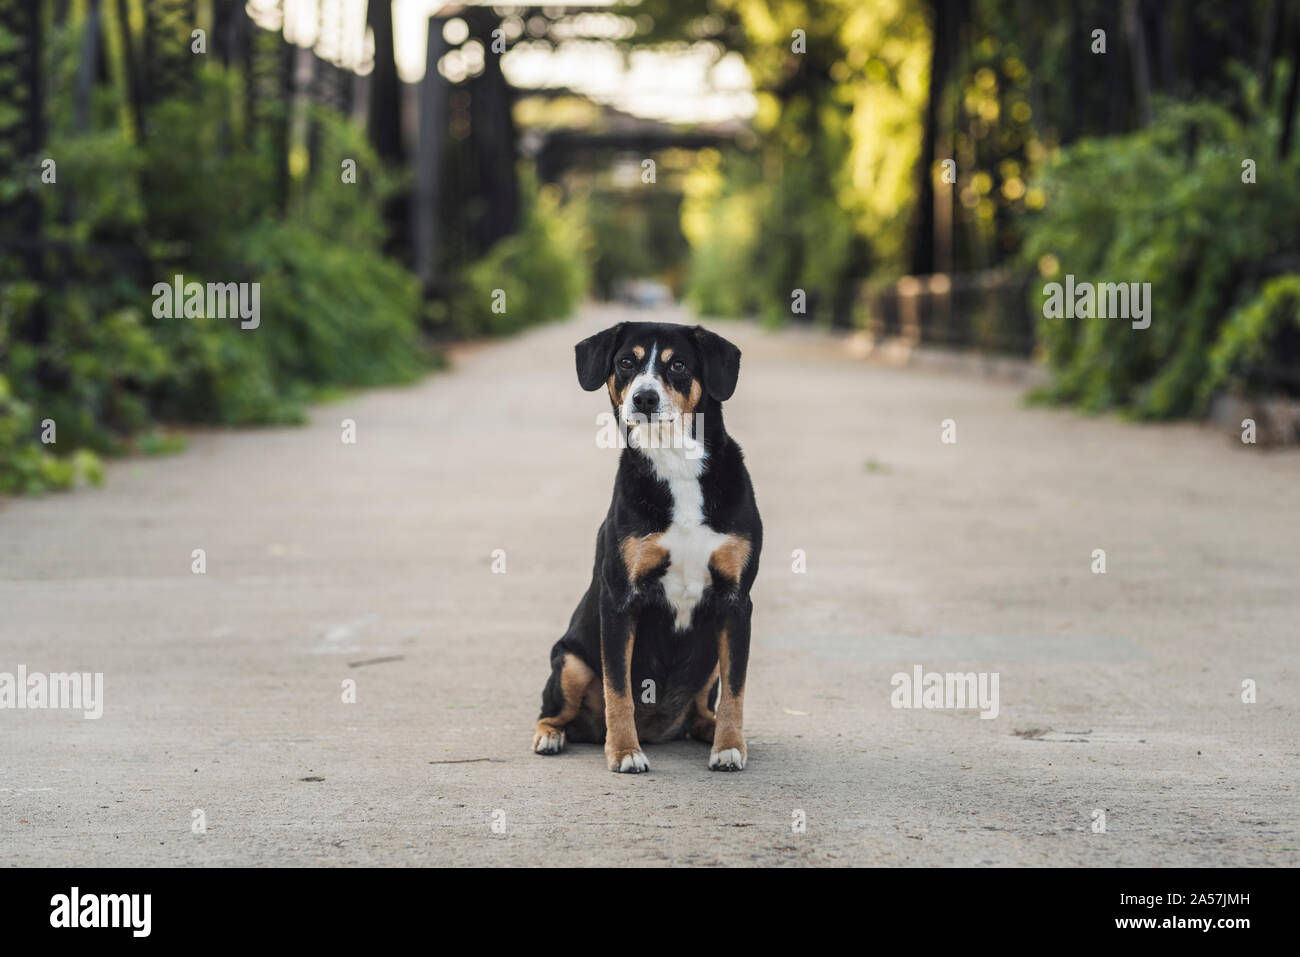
(687, 666), (720, 743)
(532, 652), (596, 755)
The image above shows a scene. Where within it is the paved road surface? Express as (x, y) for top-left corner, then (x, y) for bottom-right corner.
(2, 304), (1298, 866)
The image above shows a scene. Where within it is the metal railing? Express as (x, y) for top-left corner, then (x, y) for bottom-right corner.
(860, 270), (1037, 357)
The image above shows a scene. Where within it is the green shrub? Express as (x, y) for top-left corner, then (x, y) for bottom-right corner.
(0, 65), (429, 494)
(1200, 274), (1300, 405)
(0, 374), (103, 494)
(1022, 101), (1300, 418)
(439, 173), (588, 337)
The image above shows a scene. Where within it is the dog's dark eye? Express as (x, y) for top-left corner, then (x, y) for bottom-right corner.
(669, 359), (686, 374)
(618, 356), (635, 370)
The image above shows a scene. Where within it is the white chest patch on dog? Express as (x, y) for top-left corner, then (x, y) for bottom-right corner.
(640, 444), (726, 632)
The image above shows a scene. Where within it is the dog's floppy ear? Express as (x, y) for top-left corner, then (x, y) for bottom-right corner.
(693, 326), (741, 401)
(574, 323), (625, 392)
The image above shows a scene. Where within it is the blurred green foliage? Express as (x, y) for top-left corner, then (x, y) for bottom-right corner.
(0, 53), (426, 493)
(1202, 275), (1300, 408)
(673, 0), (926, 324)
(1022, 101), (1300, 418)
(585, 191), (687, 300)
(2, 13), (589, 495)
(431, 171), (589, 338)
(638, 0), (1300, 420)
(681, 150), (762, 318)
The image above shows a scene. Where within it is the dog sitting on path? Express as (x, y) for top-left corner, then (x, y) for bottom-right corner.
(531, 321), (762, 772)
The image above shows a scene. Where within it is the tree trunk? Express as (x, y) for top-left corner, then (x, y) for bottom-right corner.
(1124, 0), (1153, 125)
(115, 0), (145, 139)
(74, 0), (103, 134)
(1259, 0), (1283, 103)
(1280, 10), (1300, 157)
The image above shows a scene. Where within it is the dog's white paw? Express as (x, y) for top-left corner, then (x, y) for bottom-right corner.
(532, 727), (565, 755)
(709, 747), (746, 771)
(607, 749), (650, 773)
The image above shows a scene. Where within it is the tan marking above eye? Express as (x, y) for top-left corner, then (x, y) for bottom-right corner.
(660, 348), (673, 361)
(709, 535), (751, 584)
(632, 345), (646, 359)
(621, 534), (668, 582)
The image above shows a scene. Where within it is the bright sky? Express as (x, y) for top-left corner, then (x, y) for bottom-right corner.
(245, 0), (755, 124)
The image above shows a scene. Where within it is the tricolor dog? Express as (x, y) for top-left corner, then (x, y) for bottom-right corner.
(532, 321), (762, 772)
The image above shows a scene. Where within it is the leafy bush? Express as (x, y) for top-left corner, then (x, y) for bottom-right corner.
(1022, 102), (1300, 418)
(436, 173), (588, 337)
(0, 64), (429, 494)
(1201, 275), (1300, 405)
(0, 373), (102, 494)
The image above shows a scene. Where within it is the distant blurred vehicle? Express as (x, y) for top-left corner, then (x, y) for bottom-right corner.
(612, 278), (674, 308)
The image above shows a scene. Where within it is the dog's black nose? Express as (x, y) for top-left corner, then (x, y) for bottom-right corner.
(632, 390), (659, 413)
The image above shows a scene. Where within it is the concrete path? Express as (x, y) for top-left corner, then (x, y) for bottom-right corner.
(2, 303), (1297, 866)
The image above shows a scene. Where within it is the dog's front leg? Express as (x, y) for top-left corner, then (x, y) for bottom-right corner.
(600, 598), (647, 773)
(709, 598), (752, 771)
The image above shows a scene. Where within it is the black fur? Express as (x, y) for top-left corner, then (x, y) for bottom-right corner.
(537, 322), (762, 758)
(574, 323), (626, 392)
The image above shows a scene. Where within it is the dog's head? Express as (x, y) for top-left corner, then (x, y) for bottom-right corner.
(575, 322), (741, 438)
